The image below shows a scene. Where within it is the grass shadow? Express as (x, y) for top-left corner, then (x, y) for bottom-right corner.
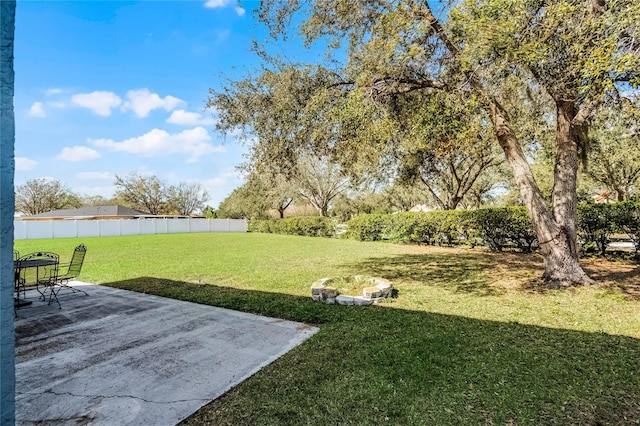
(346, 248), (640, 300)
(343, 250), (545, 296)
(104, 277), (639, 426)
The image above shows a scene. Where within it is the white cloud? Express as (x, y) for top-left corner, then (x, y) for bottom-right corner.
(28, 102), (46, 118)
(57, 146), (102, 162)
(71, 91), (122, 117)
(122, 88), (184, 118)
(15, 157), (37, 171)
(166, 109), (216, 126)
(204, 0), (245, 15)
(75, 171), (114, 180)
(45, 88), (64, 95)
(204, 0), (231, 8)
(90, 126), (225, 162)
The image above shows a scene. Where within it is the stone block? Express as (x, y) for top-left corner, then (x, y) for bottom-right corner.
(353, 297), (374, 306)
(363, 286), (382, 299)
(376, 282), (393, 297)
(336, 295), (354, 305)
(321, 288), (338, 299)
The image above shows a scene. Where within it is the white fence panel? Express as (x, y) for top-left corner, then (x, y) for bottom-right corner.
(76, 220), (100, 238)
(189, 219), (210, 233)
(52, 221), (77, 239)
(119, 220), (140, 236)
(96, 221), (121, 237)
(15, 218), (247, 240)
(167, 219), (189, 234)
(139, 219), (156, 235)
(227, 219), (247, 232)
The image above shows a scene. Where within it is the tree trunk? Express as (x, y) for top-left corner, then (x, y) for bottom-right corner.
(553, 101), (581, 257)
(488, 100), (593, 287)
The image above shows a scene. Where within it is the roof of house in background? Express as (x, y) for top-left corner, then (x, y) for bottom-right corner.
(25, 205), (150, 220)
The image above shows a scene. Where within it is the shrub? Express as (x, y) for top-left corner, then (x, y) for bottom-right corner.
(342, 214), (391, 241)
(252, 203), (639, 258)
(344, 210), (475, 246)
(611, 200), (640, 253)
(248, 217), (336, 238)
(471, 207), (537, 252)
(248, 220), (273, 234)
(577, 201), (617, 256)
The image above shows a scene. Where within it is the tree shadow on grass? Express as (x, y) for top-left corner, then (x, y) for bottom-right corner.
(343, 250), (545, 297)
(583, 261), (640, 300)
(104, 277), (639, 426)
(345, 249), (640, 300)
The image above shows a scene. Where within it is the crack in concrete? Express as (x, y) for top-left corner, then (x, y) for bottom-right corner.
(17, 389), (211, 405)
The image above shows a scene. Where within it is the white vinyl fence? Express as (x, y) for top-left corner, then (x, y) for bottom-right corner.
(15, 218), (247, 240)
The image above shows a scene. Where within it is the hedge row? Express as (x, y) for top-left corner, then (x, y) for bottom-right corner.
(342, 207), (538, 252)
(248, 201), (640, 254)
(577, 200), (640, 255)
(248, 216), (336, 238)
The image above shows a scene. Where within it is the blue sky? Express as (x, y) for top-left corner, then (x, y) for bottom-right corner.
(14, 0), (279, 208)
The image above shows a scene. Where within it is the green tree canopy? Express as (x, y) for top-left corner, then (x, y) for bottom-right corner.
(247, 0), (640, 286)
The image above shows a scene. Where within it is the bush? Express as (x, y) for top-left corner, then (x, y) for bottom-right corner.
(251, 203), (640, 258)
(577, 202), (618, 256)
(344, 211), (475, 246)
(471, 207), (537, 252)
(611, 200), (640, 253)
(248, 216), (336, 238)
(341, 214), (391, 242)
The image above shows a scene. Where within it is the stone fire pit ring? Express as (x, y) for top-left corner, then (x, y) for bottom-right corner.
(311, 275), (393, 306)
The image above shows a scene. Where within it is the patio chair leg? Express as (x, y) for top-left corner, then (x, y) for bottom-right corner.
(45, 284), (61, 309)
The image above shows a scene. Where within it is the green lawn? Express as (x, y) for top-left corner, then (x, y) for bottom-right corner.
(15, 233), (640, 425)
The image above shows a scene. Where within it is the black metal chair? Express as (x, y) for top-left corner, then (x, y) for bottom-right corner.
(13, 249), (23, 298)
(45, 244), (89, 308)
(14, 250), (22, 317)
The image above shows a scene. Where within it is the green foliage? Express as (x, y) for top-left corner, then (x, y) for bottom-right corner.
(252, 203), (639, 256)
(576, 200), (640, 255)
(217, 179), (273, 220)
(202, 206), (217, 218)
(343, 207), (561, 253)
(344, 210), (476, 246)
(472, 207), (538, 252)
(341, 213), (392, 242)
(613, 200), (640, 252)
(577, 201), (618, 256)
(586, 101), (640, 201)
(248, 216), (336, 237)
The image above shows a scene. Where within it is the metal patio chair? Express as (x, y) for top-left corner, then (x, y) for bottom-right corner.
(13, 249), (23, 299)
(45, 244), (89, 308)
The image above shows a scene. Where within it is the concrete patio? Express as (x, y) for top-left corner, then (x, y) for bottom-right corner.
(14, 282), (318, 425)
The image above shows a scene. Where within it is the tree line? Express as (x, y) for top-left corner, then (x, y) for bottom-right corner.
(14, 173), (210, 216)
(208, 0), (639, 287)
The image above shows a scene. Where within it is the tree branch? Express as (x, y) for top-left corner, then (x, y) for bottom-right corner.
(572, 96), (603, 128)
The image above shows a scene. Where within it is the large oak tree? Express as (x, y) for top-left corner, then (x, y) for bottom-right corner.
(251, 0), (639, 286)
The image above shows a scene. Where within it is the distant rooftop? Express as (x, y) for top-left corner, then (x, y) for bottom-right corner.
(27, 205), (150, 220)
